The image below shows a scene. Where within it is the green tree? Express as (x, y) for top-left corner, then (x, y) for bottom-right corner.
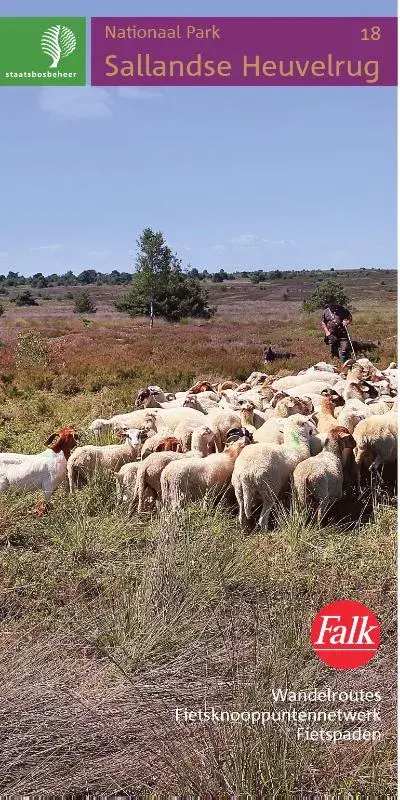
(115, 228), (214, 327)
(31, 272), (48, 288)
(249, 270), (266, 284)
(74, 292), (97, 314)
(303, 279), (349, 312)
(77, 269), (98, 285)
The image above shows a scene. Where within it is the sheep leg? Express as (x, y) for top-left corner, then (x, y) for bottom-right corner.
(353, 464), (361, 498)
(369, 454), (383, 473)
(43, 480), (53, 503)
(68, 463), (75, 494)
(258, 498), (272, 531)
(317, 498), (330, 526)
(234, 481), (246, 527)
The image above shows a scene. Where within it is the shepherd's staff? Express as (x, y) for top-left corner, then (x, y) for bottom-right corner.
(344, 323), (357, 360)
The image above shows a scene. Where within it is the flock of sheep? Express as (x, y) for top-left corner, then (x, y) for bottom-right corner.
(0, 356), (396, 528)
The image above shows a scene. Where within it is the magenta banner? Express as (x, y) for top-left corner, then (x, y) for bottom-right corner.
(91, 17), (397, 87)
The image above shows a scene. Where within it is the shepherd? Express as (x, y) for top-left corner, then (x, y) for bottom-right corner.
(322, 298), (353, 364)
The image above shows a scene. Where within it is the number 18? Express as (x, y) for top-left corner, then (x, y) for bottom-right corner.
(361, 26), (381, 40)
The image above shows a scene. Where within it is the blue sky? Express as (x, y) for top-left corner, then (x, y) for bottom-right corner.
(0, 0), (397, 276)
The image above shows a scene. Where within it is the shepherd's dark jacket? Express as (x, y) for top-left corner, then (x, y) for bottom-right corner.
(322, 305), (351, 338)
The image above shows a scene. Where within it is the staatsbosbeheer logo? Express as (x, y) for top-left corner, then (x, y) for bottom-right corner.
(41, 25), (77, 69)
(310, 599), (380, 669)
(0, 17), (86, 85)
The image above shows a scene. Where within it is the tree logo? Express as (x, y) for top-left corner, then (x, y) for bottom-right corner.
(41, 24), (76, 68)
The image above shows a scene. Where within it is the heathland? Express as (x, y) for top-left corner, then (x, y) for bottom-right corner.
(0, 267), (396, 795)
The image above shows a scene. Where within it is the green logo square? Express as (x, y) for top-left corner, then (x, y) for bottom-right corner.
(0, 17), (86, 85)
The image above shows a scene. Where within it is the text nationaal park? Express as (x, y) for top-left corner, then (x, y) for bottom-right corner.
(91, 16), (398, 86)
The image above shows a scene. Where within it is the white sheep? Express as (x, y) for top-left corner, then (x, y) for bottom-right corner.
(133, 451), (188, 512)
(232, 415), (315, 530)
(353, 412), (398, 473)
(115, 461), (140, 504)
(68, 428), (144, 492)
(89, 409), (152, 436)
(336, 401), (371, 434)
(252, 415), (324, 456)
(272, 372), (339, 391)
(254, 397), (312, 438)
(0, 427), (78, 510)
(140, 428), (176, 459)
(220, 394), (267, 426)
(89, 406), (205, 438)
(204, 409), (242, 452)
(133, 425), (216, 512)
(293, 426), (357, 523)
(366, 399), (394, 415)
(161, 437), (249, 511)
(284, 381), (337, 398)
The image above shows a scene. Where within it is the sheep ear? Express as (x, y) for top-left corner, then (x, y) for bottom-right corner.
(44, 432), (58, 446)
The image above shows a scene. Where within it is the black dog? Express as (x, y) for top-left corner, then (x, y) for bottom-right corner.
(263, 346), (297, 363)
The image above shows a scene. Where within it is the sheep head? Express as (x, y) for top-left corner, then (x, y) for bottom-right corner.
(224, 436), (250, 457)
(194, 425), (216, 451)
(155, 436), (182, 453)
(271, 391), (289, 409)
(135, 387), (162, 408)
(88, 419), (110, 435)
(225, 426), (254, 445)
(329, 426), (357, 451)
(188, 380), (214, 394)
(183, 394), (198, 408)
(320, 388), (345, 408)
(120, 428), (146, 447)
(45, 426), (79, 458)
(144, 412), (158, 430)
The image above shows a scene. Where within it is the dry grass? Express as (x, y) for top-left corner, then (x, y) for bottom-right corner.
(0, 500), (396, 795)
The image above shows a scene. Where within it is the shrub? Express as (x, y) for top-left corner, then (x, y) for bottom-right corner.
(14, 290), (38, 307)
(74, 293), (97, 314)
(52, 374), (82, 395)
(303, 279), (350, 312)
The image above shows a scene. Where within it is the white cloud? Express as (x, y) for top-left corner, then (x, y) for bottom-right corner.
(229, 234), (265, 246)
(0, 251), (8, 258)
(212, 244), (227, 251)
(228, 234), (293, 247)
(38, 85), (162, 119)
(30, 244), (64, 252)
(115, 86), (163, 99)
(38, 87), (113, 119)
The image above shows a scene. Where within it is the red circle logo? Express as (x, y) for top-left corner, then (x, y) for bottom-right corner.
(310, 600), (380, 669)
